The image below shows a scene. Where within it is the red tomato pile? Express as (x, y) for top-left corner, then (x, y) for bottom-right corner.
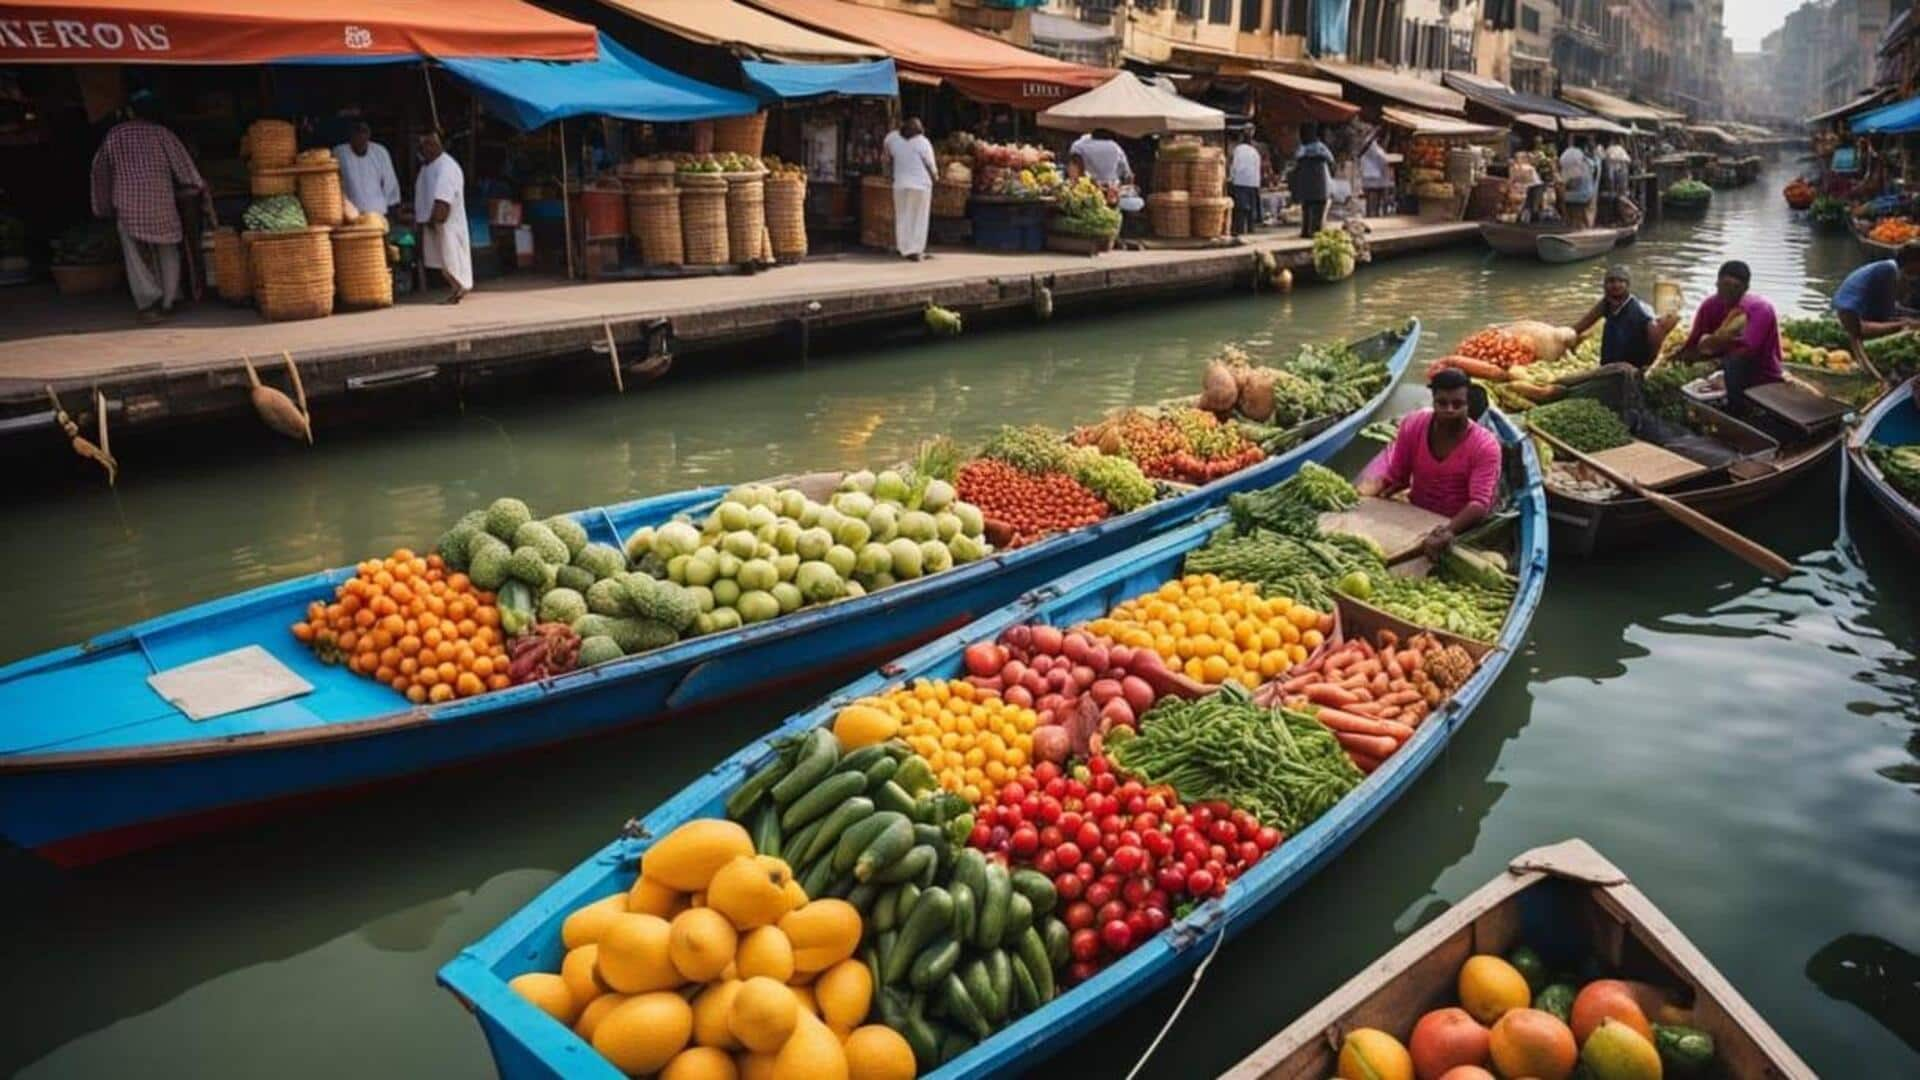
(969, 756), (1283, 982)
(956, 459), (1110, 549)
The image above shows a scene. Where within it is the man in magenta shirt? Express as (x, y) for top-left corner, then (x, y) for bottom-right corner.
(1677, 260), (1783, 413)
(1356, 368), (1504, 560)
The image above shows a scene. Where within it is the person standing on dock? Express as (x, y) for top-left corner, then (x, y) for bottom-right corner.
(1359, 132), (1394, 217)
(1355, 367), (1502, 561)
(884, 117), (937, 262)
(1228, 128), (1263, 236)
(89, 89), (207, 324)
(1558, 136), (1596, 228)
(333, 121), (401, 218)
(1568, 266), (1679, 371)
(1676, 261), (1784, 414)
(412, 132), (471, 304)
(1290, 124), (1334, 238)
(1070, 128), (1132, 189)
(1830, 242), (1920, 382)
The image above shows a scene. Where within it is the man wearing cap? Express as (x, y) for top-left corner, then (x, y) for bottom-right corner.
(1568, 266), (1679, 371)
(1676, 260), (1785, 414)
(1829, 242), (1920, 382)
(89, 89), (206, 323)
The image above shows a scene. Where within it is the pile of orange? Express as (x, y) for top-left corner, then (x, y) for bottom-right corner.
(1870, 216), (1920, 244)
(1085, 574), (1330, 689)
(291, 548), (510, 704)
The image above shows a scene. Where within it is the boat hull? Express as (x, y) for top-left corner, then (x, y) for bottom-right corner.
(1480, 220), (1580, 256)
(0, 324), (1421, 864)
(437, 411), (1548, 1080)
(1847, 382), (1920, 554)
(1536, 227), (1627, 264)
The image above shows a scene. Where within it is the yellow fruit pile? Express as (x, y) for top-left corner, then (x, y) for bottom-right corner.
(1085, 575), (1330, 688)
(868, 679), (1037, 806)
(512, 818), (918, 1079)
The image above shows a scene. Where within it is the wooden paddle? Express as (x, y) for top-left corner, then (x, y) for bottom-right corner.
(1531, 427), (1793, 580)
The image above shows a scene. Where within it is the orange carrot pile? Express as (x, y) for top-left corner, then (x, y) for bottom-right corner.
(1253, 629), (1477, 774)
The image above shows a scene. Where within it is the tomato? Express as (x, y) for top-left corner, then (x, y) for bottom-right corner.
(1098, 814), (1126, 839)
(1000, 804), (1024, 829)
(1185, 869), (1214, 896)
(1020, 797), (1042, 821)
(1126, 909), (1153, 943)
(988, 825), (1009, 849)
(1054, 841), (1083, 867)
(1119, 829), (1142, 850)
(1070, 928), (1103, 962)
(1087, 754), (1110, 775)
(1058, 811), (1084, 835)
(1036, 798), (1063, 826)
(1075, 822), (1102, 851)
(1034, 849), (1058, 875)
(1254, 826), (1283, 851)
(1121, 875), (1152, 907)
(1074, 862), (1096, 883)
(1124, 794), (1146, 816)
(1032, 760), (1060, 784)
(1085, 882), (1114, 909)
(1055, 872), (1084, 903)
(1132, 812), (1160, 833)
(1143, 906), (1169, 933)
(1000, 781), (1027, 805)
(1100, 919), (1133, 954)
(1110, 845), (1144, 875)
(1229, 809), (1258, 836)
(1064, 901), (1096, 931)
(1093, 772), (1117, 794)
(1043, 777), (1067, 800)
(1141, 830), (1173, 860)
(1067, 960), (1102, 985)
(1208, 820), (1239, 845)
(1065, 779), (1088, 800)
(1236, 841), (1262, 866)
(968, 823), (992, 849)
(1097, 900), (1127, 928)
(1191, 805), (1213, 827)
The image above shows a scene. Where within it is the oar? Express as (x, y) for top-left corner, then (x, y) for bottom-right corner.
(1531, 427), (1792, 580)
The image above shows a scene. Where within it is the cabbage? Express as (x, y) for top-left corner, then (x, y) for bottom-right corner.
(866, 504), (899, 541)
(715, 501), (752, 532)
(920, 479), (957, 512)
(825, 544), (857, 578)
(897, 511), (938, 542)
(722, 531), (760, 559)
(833, 491), (875, 520)
(772, 582), (804, 613)
(887, 538), (924, 579)
(796, 561), (844, 603)
(873, 470), (910, 504)
(795, 527), (833, 560)
(834, 516), (871, 549)
(856, 542), (892, 577)
(738, 559), (779, 591)
(952, 502), (985, 539)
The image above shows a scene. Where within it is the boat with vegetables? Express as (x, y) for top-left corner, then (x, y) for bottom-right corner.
(436, 416), (1546, 1080)
(1847, 380), (1920, 553)
(0, 325), (1419, 866)
(1222, 839), (1814, 1080)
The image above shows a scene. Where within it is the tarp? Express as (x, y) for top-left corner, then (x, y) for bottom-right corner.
(1242, 70), (1359, 124)
(741, 57), (896, 100)
(1558, 86), (1680, 124)
(594, 0), (880, 61)
(441, 32), (754, 130)
(1037, 71), (1223, 138)
(1380, 107), (1505, 140)
(1442, 71), (1587, 119)
(745, 0), (1109, 109)
(1560, 115), (1632, 136)
(1314, 60), (1465, 114)
(0, 0), (596, 63)
(1852, 95), (1920, 135)
(1685, 124), (1741, 146)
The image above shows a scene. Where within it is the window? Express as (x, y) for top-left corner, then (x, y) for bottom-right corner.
(1521, 4), (1540, 33)
(1280, 0), (1309, 35)
(1177, 0), (1201, 19)
(1240, 0), (1266, 33)
(1209, 0), (1232, 25)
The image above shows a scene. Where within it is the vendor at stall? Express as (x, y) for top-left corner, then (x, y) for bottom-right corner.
(1289, 124), (1334, 238)
(412, 131), (471, 304)
(1229, 128), (1264, 236)
(89, 90), (207, 324)
(1070, 129), (1132, 187)
(1676, 260), (1784, 414)
(1360, 133), (1394, 217)
(1559, 136), (1596, 228)
(1831, 242), (1920, 381)
(1567, 266), (1679, 371)
(884, 117), (937, 261)
(1356, 367), (1503, 560)
(333, 121), (401, 217)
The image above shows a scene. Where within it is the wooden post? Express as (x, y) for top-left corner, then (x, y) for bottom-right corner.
(560, 120), (576, 281)
(604, 320), (624, 393)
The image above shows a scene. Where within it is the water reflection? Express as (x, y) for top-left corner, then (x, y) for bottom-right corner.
(1805, 934), (1920, 1054)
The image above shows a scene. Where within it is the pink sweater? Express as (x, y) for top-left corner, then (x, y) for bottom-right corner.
(1377, 409), (1503, 518)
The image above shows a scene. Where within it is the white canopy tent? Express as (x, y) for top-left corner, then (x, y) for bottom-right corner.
(1038, 71), (1225, 138)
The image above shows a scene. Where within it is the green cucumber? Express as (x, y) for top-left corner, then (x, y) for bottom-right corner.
(1010, 868), (1058, 916)
(953, 849), (989, 906)
(863, 756), (900, 792)
(901, 1014), (942, 1071)
(1015, 926), (1055, 1003)
(835, 743), (893, 776)
(847, 882), (881, 918)
(1005, 892), (1034, 939)
(823, 875), (853, 899)
(875, 929), (900, 980)
(1042, 917), (1070, 970)
(871, 887), (900, 934)
(942, 972), (992, 1039)
(780, 771), (866, 832)
(799, 851), (837, 898)
(873, 780), (917, 818)
(915, 849), (938, 888)
(908, 934), (962, 990)
(871, 844), (935, 884)
(749, 801), (783, 858)
(983, 949), (1013, 1024)
(798, 796), (874, 866)
(1008, 952), (1041, 1013)
(874, 984), (910, 1028)
(833, 812), (902, 874)
(912, 822), (946, 851)
(977, 861), (1012, 949)
(783, 816), (826, 868)
(882, 885), (953, 985)
(937, 1029), (974, 1065)
(853, 816), (918, 882)
(892, 882), (921, 926)
(725, 755), (791, 820)
(948, 881), (977, 943)
(960, 958), (999, 1027)
(893, 755), (937, 796)
(770, 727), (837, 806)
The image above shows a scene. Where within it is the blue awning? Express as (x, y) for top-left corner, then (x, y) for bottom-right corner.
(1852, 96), (1920, 135)
(741, 58), (898, 102)
(441, 32), (757, 131)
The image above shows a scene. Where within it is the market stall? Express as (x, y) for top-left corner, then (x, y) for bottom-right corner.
(1038, 72), (1226, 249)
(1379, 108), (1506, 222)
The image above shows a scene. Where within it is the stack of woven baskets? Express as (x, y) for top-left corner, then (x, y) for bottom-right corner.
(244, 118), (299, 199)
(765, 172), (807, 262)
(332, 210), (393, 309)
(680, 174), (730, 265)
(1189, 196), (1233, 240)
(1147, 191), (1190, 239)
(1149, 141), (1229, 237)
(1187, 148), (1226, 198)
(250, 225), (335, 321)
(712, 112), (769, 157)
(724, 170), (767, 264)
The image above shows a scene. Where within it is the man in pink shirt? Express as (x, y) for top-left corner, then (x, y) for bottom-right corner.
(1676, 260), (1783, 414)
(1356, 368), (1504, 560)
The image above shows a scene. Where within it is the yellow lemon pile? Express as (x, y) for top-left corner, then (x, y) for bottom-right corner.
(1085, 574), (1329, 688)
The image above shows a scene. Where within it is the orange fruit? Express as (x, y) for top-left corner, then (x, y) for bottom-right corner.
(1458, 955), (1531, 1025)
(1408, 1007), (1490, 1079)
(1488, 1008), (1577, 1080)
(429, 683), (455, 704)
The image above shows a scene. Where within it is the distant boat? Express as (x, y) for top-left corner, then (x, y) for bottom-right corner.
(1848, 380), (1920, 553)
(1536, 226), (1635, 264)
(1479, 219), (1581, 257)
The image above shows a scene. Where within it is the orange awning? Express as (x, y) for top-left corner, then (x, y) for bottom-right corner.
(0, 0), (598, 64)
(744, 0), (1108, 109)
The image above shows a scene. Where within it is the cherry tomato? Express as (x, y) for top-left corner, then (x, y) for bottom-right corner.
(1074, 862), (1096, 883)
(1087, 755), (1110, 775)
(1111, 845), (1144, 875)
(1035, 849), (1059, 875)
(1000, 804), (1025, 829)
(1038, 825), (1064, 850)
(988, 825), (1009, 849)
(1142, 830), (1173, 860)
(1000, 781), (1027, 805)
(1071, 928), (1103, 962)
(968, 822), (992, 849)
(1075, 822), (1102, 851)
(1054, 841), (1082, 867)
(1043, 777), (1067, 800)
(1124, 794), (1147, 816)
(1055, 872), (1085, 903)
(1064, 901), (1096, 931)
(1036, 798), (1063, 826)
(1093, 772), (1117, 794)
(1067, 960), (1102, 985)
(1236, 841), (1262, 866)
(1255, 826), (1283, 851)
(1097, 900), (1128, 928)
(1126, 909), (1154, 942)
(1121, 874), (1153, 907)
(1059, 811), (1084, 835)
(1100, 919), (1133, 954)
(1209, 820), (1239, 846)
(1157, 865), (1188, 895)
(1186, 869), (1215, 896)
(1191, 805), (1213, 827)
(1143, 906), (1170, 933)
(1085, 882), (1114, 909)
(1032, 761), (1059, 784)
(1020, 797), (1042, 821)
(1132, 812), (1160, 834)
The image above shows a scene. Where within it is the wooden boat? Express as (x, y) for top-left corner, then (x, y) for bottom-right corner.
(1847, 380), (1920, 552)
(1480, 219), (1582, 257)
(1536, 226), (1634, 264)
(0, 324), (1420, 867)
(436, 409), (1548, 1080)
(1221, 839), (1816, 1079)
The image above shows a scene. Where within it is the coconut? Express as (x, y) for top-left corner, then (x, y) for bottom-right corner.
(1200, 359), (1239, 412)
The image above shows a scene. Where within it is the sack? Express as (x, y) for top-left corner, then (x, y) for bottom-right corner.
(1501, 320), (1578, 363)
(1239, 369), (1277, 422)
(1200, 359), (1239, 412)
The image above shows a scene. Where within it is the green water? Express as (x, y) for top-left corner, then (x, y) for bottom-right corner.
(3, 168), (1916, 1076)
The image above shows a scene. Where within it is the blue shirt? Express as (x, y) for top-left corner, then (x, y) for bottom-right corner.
(1833, 259), (1900, 322)
(1601, 295), (1658, 369)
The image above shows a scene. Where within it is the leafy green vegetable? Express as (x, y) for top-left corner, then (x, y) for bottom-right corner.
(1782, 316), (1850, 350)
(1525, 398), (1633, 453)
(1866, 442), (1920, 502)
(1225, 463), (1358, 536)
(1666, 179), (1711, 203)
(1067, 449), (1155, 512)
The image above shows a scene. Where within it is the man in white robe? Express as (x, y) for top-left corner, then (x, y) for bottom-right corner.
(413, 131), (471, 303)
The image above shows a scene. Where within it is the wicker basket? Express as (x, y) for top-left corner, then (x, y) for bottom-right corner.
(1153, 158), (1192, 195)
(680, 176), (730, 265)
(297, 167), (345, 227)
(1189, 196), (1233, 240)
(713, 112), (768, 157)
(50, 263), (123, 295)
(1148, 191), (1191, 238)
(932, 178), (971, 219)
(212, 227), (251, 303)
(331, 226), (392, 309)
(725, 175), (766, 264)
(860, 175), (894, 250)
(251, 166), (299, 197)
(248, 226), (334, 321)
(628, 187), (684, 265)
(625, 159), (677, 194)
(245, 119), (297, 169)
(765, 175), (807, 261)
(1188, 152), (1226, 197)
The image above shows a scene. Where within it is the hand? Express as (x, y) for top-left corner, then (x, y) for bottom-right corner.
(1655, 313), (1680, 337)
(1421, 526), (1454, 563)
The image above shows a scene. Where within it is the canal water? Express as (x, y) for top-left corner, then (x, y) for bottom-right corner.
(3, 166), (1916, 1076)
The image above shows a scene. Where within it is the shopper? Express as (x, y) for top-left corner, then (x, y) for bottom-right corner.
(1071, 128), (1132, 187)
(1229, 128), (1263, 235)
(1676, 261), (1785, 414)
(1359, 133), (1394, 217)
(413, 131), (471, 303)
(1291, 124), (1334, 238)
(333, 121), (401, 217)
(89, 89), (207, 323)
(1558, 136), (1596, 227)
(884, 117), (937, 261)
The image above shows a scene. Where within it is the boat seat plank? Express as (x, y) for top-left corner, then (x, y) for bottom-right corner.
(1319, 497), (1449, 563)
(1746, 381), (1849, 435)
(1587, 439), (1711, 490)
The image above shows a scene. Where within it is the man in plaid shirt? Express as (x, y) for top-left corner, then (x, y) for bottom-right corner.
(90, 90), (206, 322)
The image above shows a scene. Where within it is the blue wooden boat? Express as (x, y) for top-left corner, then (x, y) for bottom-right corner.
(0, 323), (1419, 866)
(1847, 380), (1920, 553)
(437, 408), (1546, 1080)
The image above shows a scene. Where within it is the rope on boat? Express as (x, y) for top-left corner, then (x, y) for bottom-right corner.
(1124, 920), (1229, 1080)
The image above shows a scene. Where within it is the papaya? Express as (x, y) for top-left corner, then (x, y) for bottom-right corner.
(643, 819), (756, 892)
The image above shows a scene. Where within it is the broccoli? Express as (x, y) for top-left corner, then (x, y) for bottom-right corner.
(468, 539), (512, 590)
(554, 564), (596, 593)
(485, 497), (532, 541)
(543, 516), (589, 558)
(577, 636), (623, 668)
(634, 579), (700, 632)
(512, 520), (570, 566)
(507, 546), (556, 590)
(586, 577), (630, 616)
(537, 587), (588, 624)
(572, 542), (627, 581)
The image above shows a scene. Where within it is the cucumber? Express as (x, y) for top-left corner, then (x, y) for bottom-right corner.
(780, 771), (867, 832)
(783, 816), (827, 869)
(960, 958), (1000, 1027)
(908, 934), (962, 990)
(799, 851), (837, 899)
(874, 984), (911, 1028)
(833, 812), (903, 874)
(724, 754), (791, 820)
(863, 756), (900, 792)
(1042, 917), (1070, 970)
(854, 816), (918, 883)
(1005, 891), (1034, 939)
(909, 794), (938, 824)
(1009, 868), (1058, 916)
(875, 929), (900, 980)
(901, 1014), (942, 1071)
(882, 885), (953, 985)
(823, 875), (853, 899)
(798, 796), (874, 866)
(835, 743), (893, 776)
(948, 881), (977, 943)
(953, 849), (989, 907)
(1008, 952), (1041, 1013)
(771, 727), (838, 806)
(892, 882), (922, 926)
(1015, 926), (1055, 1003)
(749, 801), (783, 858)
(1654, 1024), (1716, 1077)
(847, 882), (881, 918)
(871, 887), (900, 933)
(912, 822), (946, 852)
(872, 780), (917, 818)
(977, 861), (1012, 949)
(983, 949), (1013, 1024)
(871, 844), (935, 884)
(937, 1029), (974, 1065)
(915, 849), (939, 888)
(941, 972), (992, 1039)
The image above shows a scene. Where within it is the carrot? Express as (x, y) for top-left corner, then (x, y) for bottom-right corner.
(1349, 751), (1384, 775)
(1399, 650), (1422, 672)
(1306, 683), (1360, 708)
(1383, 653), (1404, 680)
(1336, 731), (1399, 759)
(1339, 675), (1371, 691)
(1376, 629), (1399, 650)
(1352, 658), (1381, 677)
(1434, 355), (1511, 381)
(1379, 689), (1422, 708)
(1280, 673), (1321, 693)
(1315, 707), (1412, 739)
